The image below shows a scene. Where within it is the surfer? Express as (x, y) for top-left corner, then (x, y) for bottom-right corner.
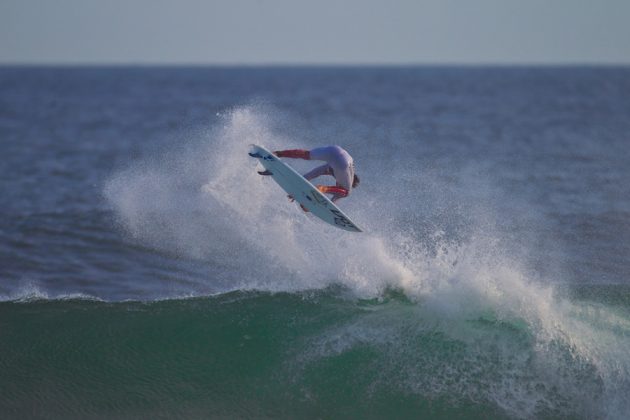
(249, 144), (362, 230)
(265, 145), (360, 204)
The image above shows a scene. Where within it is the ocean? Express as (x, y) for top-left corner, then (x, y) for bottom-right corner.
(1, 66), (629, 419)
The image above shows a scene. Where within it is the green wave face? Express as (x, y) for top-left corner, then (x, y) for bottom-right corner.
(3, 287), (626, 419)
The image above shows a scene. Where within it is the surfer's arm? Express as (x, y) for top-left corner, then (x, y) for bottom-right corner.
(274, 149), (310, 160)
(303, 165), (333, 181)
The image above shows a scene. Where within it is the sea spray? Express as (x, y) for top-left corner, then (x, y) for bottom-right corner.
(101, 106), (630, 418)
(104, 106), (417, 294)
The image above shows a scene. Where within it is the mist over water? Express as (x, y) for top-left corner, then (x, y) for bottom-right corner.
(103, 105), (514, 298)
(2, 67), (630, 418)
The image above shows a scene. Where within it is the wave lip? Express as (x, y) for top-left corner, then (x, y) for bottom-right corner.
(0, 282), (104, 303)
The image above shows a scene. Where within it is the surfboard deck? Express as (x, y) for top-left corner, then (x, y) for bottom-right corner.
(249, 144), (362, 233)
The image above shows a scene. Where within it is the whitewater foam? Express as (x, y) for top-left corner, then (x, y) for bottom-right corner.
(102, 106), (630, 418)
(0, 281), (104, 303)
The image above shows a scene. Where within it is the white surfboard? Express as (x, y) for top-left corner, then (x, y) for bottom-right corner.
(249, 144), (362, 233)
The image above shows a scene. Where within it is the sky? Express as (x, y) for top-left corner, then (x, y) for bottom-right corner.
(1, 0), (629, 65)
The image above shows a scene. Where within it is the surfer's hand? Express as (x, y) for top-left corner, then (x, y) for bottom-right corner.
(287, 195), (295, 202)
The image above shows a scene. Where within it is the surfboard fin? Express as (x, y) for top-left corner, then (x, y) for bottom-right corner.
(257, 170), (273, 176)
(248, 152), (263, 158)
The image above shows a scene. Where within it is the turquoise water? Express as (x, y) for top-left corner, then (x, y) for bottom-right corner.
(4, 287), (626, 419)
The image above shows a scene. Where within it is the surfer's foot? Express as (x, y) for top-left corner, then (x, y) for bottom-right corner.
(248, 152), (263, 158)
(300, 204), (309, 213)
(257, 170), (273, 176)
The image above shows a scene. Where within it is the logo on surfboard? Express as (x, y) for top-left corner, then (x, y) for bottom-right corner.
(330, 208), (356, 229)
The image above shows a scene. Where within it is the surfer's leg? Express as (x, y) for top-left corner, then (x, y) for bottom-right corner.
(316, 185), (349, 197)
(274, 149), (311, 160)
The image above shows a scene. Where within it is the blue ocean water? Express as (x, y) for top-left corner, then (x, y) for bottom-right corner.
(1, 66), (629, 418)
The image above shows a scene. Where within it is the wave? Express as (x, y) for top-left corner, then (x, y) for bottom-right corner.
(96, 105), (630, 417)
(1, 288), (629, 418)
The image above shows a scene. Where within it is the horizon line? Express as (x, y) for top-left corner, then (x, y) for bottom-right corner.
(1, 61), (630, 68)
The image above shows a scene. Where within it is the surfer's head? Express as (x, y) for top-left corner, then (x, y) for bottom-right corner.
(352, 174), (360, 188)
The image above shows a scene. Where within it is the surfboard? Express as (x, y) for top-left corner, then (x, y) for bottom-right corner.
(249, 144), (362, 233)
